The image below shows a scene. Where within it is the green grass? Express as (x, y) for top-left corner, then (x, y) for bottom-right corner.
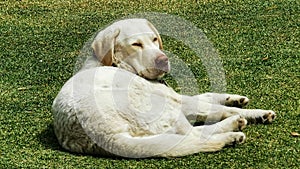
(1, 0), (299, 168)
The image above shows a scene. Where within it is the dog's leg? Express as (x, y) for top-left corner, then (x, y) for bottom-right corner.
(196, 93), (249, 108)
(189, 115), (247, 145)
(182, 96), (276, 124)
(199, 115), (247, 134)
(94, 114), (247, 158)
(192, 117), (247, 150)
(109, 128), (246, 158)
(223, 107), (276, 124)
(182, 96), (238, 123)
(205, 106), (276, 124)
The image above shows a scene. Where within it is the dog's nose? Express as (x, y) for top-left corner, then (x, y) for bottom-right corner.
(155, 54), (170, 72)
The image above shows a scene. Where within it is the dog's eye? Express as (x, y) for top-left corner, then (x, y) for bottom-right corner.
(153, 37), (158, 42)
(132, 42), (143, 48)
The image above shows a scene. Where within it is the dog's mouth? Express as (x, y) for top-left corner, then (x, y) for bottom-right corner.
(116, 60), (170, 80)
(138, 66), (170, 80)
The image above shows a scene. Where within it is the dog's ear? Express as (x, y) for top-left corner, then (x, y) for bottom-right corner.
(147, 21), (163, 50)
(91, 28), (120, 66)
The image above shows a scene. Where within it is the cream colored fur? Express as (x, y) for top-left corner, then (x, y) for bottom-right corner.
(52, 19), (276, 158)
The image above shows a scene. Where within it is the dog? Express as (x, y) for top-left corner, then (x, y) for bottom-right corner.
(52, 19), (276, 158)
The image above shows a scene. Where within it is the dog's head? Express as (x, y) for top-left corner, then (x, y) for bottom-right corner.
(92, 19), (170, 80)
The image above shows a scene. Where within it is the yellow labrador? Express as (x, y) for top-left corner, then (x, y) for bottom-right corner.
(52, 19), (276, 158)
(82, 19), (169, 80)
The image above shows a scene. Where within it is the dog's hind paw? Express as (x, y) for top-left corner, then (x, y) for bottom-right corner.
(233, 132), (246, 145)
(226, 132), (246, 146)
(225, 95), (249, 108)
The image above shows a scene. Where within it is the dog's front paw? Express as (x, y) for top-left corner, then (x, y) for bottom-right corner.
(227, 115), (248, 131)
(216, 115), (247, 133)
(256, 111), (276, 124)
(225, 95), (249, 108)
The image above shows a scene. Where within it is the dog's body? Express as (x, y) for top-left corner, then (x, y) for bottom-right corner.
(52, 19), (276, 158)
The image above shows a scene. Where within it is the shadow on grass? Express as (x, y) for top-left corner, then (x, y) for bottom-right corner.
(37, 123), (64, 152)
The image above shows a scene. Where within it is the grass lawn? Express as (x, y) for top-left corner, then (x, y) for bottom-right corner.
(0, 0), (299, 168)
